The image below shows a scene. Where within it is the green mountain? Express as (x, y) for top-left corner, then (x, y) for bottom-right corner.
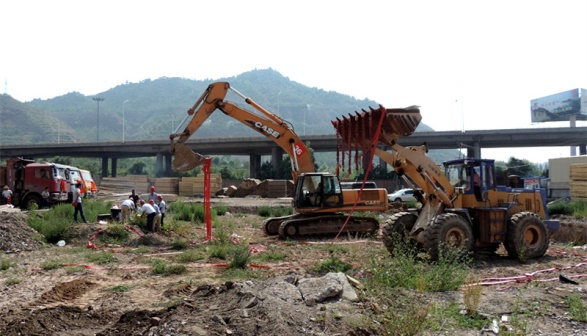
(0, 68), (457, 163)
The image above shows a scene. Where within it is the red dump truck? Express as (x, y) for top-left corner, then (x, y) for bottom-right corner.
(0, 157), (69, 209)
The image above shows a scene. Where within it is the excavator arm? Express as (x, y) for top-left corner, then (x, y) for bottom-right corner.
(170, 82), (314, 181)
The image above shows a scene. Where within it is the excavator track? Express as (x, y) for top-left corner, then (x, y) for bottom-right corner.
(277, 214), (379, 239)
(262, 215), (302, 236)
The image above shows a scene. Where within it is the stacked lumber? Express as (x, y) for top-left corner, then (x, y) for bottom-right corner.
(178, 174), (223, 196)
(570, 163), (587, 200)
(127, 175), (150, 193)
(99, 176), (142, 194)
(153, 177), (179, 195)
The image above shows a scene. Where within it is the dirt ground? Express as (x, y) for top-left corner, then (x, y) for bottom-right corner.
(0, 197), (586, 335)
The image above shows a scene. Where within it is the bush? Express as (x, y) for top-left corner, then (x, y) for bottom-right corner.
(98, 225), (130, 245)
(28, 204), (74, 243)
(549, 199), (587, 218)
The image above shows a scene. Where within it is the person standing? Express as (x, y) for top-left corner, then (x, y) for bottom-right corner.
(41, 187), (50, 208)
(150, 199), (161, 232)
(121, 198), (135, 224)
(130, 189), (140, 212)
(139, 199), (156, 232)
(73, 181), (88, 223)
(148, 186), (158, 203)
(1, 186), (12, 205)
(157, 195), (166, 228)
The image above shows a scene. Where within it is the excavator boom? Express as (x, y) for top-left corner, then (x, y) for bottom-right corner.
(169, 82), (314, 181)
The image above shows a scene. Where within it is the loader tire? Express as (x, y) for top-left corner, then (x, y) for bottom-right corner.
(423, 213), (473, 261)
(382, 212), (418, 255)
(504, 212), (548, 260)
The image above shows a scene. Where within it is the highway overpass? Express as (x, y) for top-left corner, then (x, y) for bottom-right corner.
(0, 127), (585, 178)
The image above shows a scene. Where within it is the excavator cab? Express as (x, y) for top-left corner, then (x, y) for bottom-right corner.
(294, 173), (343, 209)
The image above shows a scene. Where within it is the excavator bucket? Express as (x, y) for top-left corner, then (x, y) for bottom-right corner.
(331, 105), (422, 175)
(332, 105), (422, 147)
(171, 143), (207, 172)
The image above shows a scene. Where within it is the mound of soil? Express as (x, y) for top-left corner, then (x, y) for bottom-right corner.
(0, 210), (43, 253)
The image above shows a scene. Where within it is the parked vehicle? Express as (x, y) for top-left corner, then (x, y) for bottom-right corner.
(388, 188), (417, 202)
(79, 169), (98, 198)
(0, 157), (68, 208)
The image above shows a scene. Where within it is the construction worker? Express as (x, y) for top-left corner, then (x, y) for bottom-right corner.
(139, 199), (156, 232)
(1, 185), (12, 205)
(157, 195), (166, 228)
(148, 186), (158, 203)
(72, 181), (88, 223)
(150, 199), (161, 232)
(121, 198), (135, 224)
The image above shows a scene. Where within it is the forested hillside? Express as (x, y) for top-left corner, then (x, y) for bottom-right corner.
(0, 68), (459, 172)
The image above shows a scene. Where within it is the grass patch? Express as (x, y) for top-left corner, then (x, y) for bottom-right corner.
(0, 258), (15, 271)
(65, 266), (86, 274)
(171, 239), (189, 250)
(41, 259), (62, 270)
(565, 292), (587, 322)
(86, 252), (117, 265)
(228, 243), (251, 269)
(312, 256), (353, 274)
(5, 277), (22, 286)
(549, 199), (587, 218)
(98, 224), (130, 245)
(106, 285), (135, 292)
(258, 206), (292, 217)
(365, 235), (471, 292)
(169, 202), (217, 223)
(151, 259), (187, 276)
(176, 249), (205, 263)
(253, 250), (287, 262)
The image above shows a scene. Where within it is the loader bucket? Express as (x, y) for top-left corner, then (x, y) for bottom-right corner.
(331, 105), (422, 148)
(171, 143), (207, 172)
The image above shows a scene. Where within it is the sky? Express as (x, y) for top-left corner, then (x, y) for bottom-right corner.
(1, 0), (586, 164)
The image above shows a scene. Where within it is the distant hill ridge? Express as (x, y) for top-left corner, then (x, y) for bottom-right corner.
(0, 68), (435, 145)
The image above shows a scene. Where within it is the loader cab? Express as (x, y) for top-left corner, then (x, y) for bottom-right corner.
(444, 158), (496, 201)
(294, 173), (343, 209)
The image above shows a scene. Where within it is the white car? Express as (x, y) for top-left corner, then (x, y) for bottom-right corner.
(388, 188), (417, 202)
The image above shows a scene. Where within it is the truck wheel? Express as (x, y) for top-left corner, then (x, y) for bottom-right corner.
(423, 213), (473, 261)
(504, 212), (548, 260)
(22, 195), (41, 210)
(382, 212), (418, 255)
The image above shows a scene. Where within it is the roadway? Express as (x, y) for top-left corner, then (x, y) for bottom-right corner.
(0, 127), (585, 177)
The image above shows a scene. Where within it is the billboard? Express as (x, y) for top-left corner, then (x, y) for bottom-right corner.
(531, 88), (586, 122)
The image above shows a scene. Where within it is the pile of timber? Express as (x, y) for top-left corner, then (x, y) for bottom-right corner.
(178, 174), (223, 197)
(153, 177), (180, 195)
(570, 163), (587, 200)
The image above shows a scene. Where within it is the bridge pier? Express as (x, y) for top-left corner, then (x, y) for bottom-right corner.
(271, 146), (283, 177)
(165, 154), (172, 175)
(111, 158), (118, 177)
(102, 157), (109, 177)
(249, 154), (261, 179)
(467, 142), (481, 159)
(156, 153), (163, 176)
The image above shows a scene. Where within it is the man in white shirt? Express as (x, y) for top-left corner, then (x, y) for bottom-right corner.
(157, 195), (166, 228)
(139, 199), (157, 232)
(150, 199), (161, 232)
(121, 198), (135, 224)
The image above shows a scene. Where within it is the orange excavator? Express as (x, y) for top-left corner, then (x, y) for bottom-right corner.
(333, 105), (559, 260)
(169, 82), (389, 239)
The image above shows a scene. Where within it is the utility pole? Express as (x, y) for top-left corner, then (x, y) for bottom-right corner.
(93, 97), (104, 142)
